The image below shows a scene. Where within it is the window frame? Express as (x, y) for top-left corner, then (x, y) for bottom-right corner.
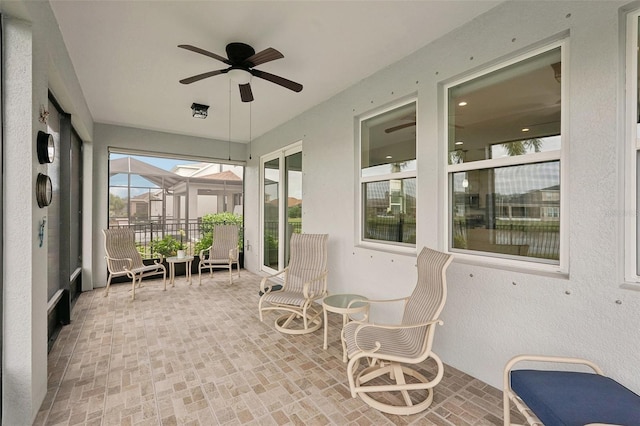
(356, 97), (418, 252)
(259, 141), (303, 274)
(624, 11), (640, 285)
(443, 41), (569, 274)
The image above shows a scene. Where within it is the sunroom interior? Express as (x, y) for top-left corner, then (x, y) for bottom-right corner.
(2, 0), (640, 424)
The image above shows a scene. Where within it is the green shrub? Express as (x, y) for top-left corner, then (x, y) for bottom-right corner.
(151, 235), (183, 257)
(195, 212), (244, 254)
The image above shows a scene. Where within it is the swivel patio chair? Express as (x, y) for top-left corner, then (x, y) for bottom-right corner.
(341, 246), (453, 415)
(198, 224), (240, 285)
(102, 228), (167, 300)
(258, 233), (328, 334)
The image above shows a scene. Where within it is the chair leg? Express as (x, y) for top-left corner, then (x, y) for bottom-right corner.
(104, 274), (113, 297)
(198, 265), (202, 286)
(228, 263), (232, 284)
(131, 276), (137, 300)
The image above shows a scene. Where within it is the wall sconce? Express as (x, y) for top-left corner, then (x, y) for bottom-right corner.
(37, 131), (55, 164)
(191, 103), (209, 119)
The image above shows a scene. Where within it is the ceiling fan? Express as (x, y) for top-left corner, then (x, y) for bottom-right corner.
(178, 42), (303, 102)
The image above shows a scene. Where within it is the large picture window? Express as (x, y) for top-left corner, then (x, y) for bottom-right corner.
(447, 44), (564, 266)
(359, 100), (417, 247)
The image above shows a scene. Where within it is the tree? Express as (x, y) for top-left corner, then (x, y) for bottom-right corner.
(109, 193), (126, 217)
(501, 138), (543, 156)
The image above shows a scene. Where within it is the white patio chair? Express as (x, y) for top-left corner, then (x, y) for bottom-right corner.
(341, 246), (453, 415)
(258, 233), (328, 334)
(102, 228), (166, 300)
(198, 224), (240, 285)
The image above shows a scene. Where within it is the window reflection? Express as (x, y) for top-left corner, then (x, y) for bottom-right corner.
(448, 48), (562, 164)
(451, 162), (560, 260)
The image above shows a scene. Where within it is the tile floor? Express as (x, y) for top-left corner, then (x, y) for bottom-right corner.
(36, 270), (524, 425)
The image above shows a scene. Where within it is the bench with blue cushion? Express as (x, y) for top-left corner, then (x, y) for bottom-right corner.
(504, 355), (640, 426)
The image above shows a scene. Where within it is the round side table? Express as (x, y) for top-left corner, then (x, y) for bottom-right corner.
(322, 294), (369, 361)
(166, 256), (194, 287)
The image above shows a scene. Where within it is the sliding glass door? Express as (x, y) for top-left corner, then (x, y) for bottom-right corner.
(261, 143), (302, 272)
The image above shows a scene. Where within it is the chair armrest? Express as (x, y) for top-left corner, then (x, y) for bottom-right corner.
(105, 255), (134, 271)
(504, 354), (605, 395)
(351, 319), (443, 354)
(302, 271), (328, 299)
(199, 246), (212, 258)
(229, 247), (239, 261)
(347, 296), (409, 309)
(260, 268), (288, 293)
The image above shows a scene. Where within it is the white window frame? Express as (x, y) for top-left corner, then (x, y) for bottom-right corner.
(624, 11), (640, 285)
(444, 41), (569, 274)
(356, 97), (418, 252)
(260, 141), (302, 274)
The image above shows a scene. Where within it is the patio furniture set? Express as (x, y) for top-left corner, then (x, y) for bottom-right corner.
(105, 228), (640, 423)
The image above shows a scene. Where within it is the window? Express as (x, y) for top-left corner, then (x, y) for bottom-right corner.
(108, 152), (244, 258)
(447, 44), (564, 266)
(359, 100), (417, 247)
(261, 143), (302, 271)
(625, 12), (640, 283)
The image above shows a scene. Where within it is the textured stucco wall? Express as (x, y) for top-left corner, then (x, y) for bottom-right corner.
(3, 16), (48, 425)
(2, 0), (94, 422)
(244, 0), (640, 392)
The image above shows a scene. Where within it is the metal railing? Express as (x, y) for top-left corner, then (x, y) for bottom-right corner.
(364, 216), (416, 244)
(453, 220), (559, 260)
(110, 218), (239, 259)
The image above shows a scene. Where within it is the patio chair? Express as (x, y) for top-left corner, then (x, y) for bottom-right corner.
(258, 233), (328, 334)
(341, 246), (453, 415)
(198, 224), (240, 285)
(504, 354), (640, 426)
(102, 228), (167, 300)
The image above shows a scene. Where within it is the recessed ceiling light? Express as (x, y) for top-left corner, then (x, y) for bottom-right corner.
(385, 155), (393, 159)
(455, 141), (464, 145)
(458, 101), (468, 106)
(521, 127), (530, 132)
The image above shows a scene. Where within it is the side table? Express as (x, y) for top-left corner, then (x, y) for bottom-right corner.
(322, 294), (369, 361)
(166, 256), (194, 287)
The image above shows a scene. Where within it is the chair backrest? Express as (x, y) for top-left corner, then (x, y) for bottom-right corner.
(402, 247), (454, 325)
(102, 228), (145, 272)
(211, 224), (239, 259)
(286, 233), (328, 292)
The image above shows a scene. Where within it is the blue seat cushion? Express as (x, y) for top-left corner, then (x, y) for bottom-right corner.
(258, 284), (282, 296)
(511, 369), (640, 426)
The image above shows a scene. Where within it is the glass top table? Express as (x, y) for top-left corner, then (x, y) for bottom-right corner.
(322, 294), (369, 361)
(165, 256), (194, 287)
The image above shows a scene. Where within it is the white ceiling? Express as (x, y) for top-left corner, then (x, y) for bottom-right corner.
(50, 1), (501, 143)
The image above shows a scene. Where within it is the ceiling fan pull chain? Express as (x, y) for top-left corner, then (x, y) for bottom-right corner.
(228, 79), (232, 161)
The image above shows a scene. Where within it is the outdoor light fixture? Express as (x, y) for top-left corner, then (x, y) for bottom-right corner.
(191, 103), (209, 119)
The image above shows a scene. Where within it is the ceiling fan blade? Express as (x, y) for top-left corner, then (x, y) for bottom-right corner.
(239, 83), (254, 103)
(250, 69), (303, 92)
(244, 48), (284, 67)
(179, 69), (228, 85)
(385, 122), (416, 133)
(178, 44), (231, 65)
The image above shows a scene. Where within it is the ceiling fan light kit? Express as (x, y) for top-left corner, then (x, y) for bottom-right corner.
(179, 42), (303, 102)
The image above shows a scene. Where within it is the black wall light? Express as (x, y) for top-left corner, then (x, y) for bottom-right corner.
(37, 130), (55, 164)
(191, 103), (209, 119)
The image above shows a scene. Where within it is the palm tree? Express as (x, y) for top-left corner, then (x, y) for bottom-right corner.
(501, 138), (543, 156)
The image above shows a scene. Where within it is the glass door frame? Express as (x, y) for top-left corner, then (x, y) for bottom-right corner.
(260, 141), (302, 273)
